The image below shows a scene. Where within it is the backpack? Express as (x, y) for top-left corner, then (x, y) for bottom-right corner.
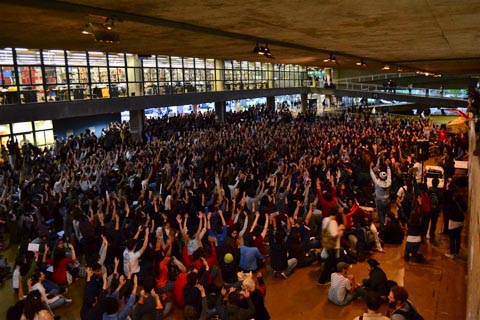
(393, 300), (424, 320)
(428, 188), (439, 210)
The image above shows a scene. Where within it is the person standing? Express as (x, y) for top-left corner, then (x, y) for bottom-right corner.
(318, 206), (344, 285)
(370, 159), (392, 227)
(427, 178), (441, 243)
(444, 181), (467, 258)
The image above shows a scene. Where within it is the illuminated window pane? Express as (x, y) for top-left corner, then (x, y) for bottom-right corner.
(44, 130), (54, 145)
(67, 51), (88, 66)
(157, 56), (170, 68)
(12, 122), (32, 134)
(35, 131), (46, 146)
(0, 123), (11, 136)
(15, 133), (33, 145)
(108, 53), (125, 66)
(170, 56), (182, 68)
(88, 51), (107, 66)
(194, 58), (205, 69)
(0, 48), (14, 64)
(16, 49), (41, 65)
(42, 50), (66, 65)
(34, 120), (53, 131)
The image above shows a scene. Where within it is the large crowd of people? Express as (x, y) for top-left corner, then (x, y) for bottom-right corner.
(0, 105), (469, 319)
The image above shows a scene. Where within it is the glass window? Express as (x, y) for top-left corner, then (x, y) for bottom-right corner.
(34, 120), (53, 131)
(0, 123), (11, 136)
(35, 130), (54, 147)
(142, 56), (156, 68)
(12, 122), (32, 134)
(205, 59), (215, 69)
(110, 67), (126, 82)
(170, 56), (182, 68)
(15, 133), (33, 145)
(44, 66), (67, 84)
(88, 51), (107, 66)
(0, 48), (14, 65)
(68, 66), (89, 83)
(42, 50), (66, 65)
(35, 131), (46, 146)
(157, 56), (170, 68)
(195, 58), (205, 69)
(67, 51), (88, 66)
(183, 57), (194, 69)
(19, 86), (42, 104)
(18, 66), (42, 85)
(0, 66), (17, 87)
(108, 53), (125, 67)
(16, 49), (41, 65)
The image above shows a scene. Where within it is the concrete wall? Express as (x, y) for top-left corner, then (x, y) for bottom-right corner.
(467, 119), (480, 320)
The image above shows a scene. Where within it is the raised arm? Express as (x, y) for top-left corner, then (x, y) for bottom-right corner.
(138, 228), (150, 255)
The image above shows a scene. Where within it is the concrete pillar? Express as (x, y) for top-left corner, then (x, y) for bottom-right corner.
(301, 93), (308, 114)
(129, 109), (144, 143)
(127, 55), (143, 97)
(215, 101), (225, 123)
(267, 63), (274, 89)
(324, 68), (333, 86)
(215, 60), (224, 92)
(267, 96), (275, 112)
(192, 104), (198, 114)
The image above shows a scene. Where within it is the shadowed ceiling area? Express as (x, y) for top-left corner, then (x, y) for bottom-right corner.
(2, 0), (480, 74)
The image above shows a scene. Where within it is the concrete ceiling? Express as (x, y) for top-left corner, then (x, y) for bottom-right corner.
(2, 0), (480, 75)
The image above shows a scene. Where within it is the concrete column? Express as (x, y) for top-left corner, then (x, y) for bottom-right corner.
(192, 104), (198, 114)
(127, 55), (143, 96)
(129, 109), (144, 143)
(267, 63), (274, 89)
(267, 96), (275, 112)
(215, 101), (225, 123)
(301, 93), (308, 114)
(215, 60), (224, 92)
(324, 68), (333, 86)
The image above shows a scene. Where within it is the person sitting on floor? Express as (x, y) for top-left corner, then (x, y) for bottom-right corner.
(327, 262), (358, 306)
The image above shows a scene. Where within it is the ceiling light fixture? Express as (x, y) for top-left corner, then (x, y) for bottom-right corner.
(382, 65), (390, 70)
(323, 54), (337, 63)
(81, 21), (120, 43)
(356, 59), (367, 67)
(264, 44), (274, 59)
(397, 67), (403, 72)
(253, 42), (264, 55)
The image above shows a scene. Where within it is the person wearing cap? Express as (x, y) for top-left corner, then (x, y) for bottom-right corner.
(370, 159), (392, 227)
(357, 259), (389, 299)
(327, 261), (357, 306)
(220, 253), (239, 286)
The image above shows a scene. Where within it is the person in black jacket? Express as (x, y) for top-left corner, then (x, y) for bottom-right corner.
(357, 259), (389, 299)
(267, 218), (297, 279)
(404, 196), (423, 262)
(444, 181), (467, 259)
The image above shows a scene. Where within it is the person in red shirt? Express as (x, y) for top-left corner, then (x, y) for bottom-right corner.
(316, 177), (337, 218)
(43, 239), (77, 286)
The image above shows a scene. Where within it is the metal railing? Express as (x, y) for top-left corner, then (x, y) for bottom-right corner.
(336, 72), (417, 83)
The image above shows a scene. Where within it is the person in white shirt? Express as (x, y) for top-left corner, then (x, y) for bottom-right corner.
(328, 262), (357, 306)
(353, 291), (390, 320)
(123, 227), (149, 278)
